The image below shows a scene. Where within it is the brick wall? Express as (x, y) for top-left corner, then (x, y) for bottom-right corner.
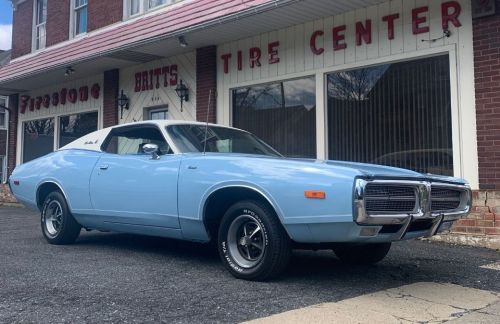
(453, 191), (500, 235)
(103, 69), (119, 128)
(88, 0), (123, 32)
(474, 1), (500, 190)
(196, 46), (217, 123)
(11, 0), (33, 59)
(46, 0), (71, 47)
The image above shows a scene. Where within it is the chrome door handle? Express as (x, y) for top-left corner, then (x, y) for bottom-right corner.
(99, 164), (109, 170)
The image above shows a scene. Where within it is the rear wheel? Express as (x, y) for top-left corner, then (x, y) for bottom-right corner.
(41, 191), (81, 245)
(333, 243), (391, 265)
(218, 200), (291, 281)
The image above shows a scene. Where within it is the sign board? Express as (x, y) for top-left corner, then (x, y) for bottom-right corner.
(472, 0), (496, 19)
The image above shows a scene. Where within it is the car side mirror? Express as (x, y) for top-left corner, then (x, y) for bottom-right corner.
(142, 143), (160, 160)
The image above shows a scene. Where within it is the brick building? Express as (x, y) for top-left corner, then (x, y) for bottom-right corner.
(0, 0), (498, 236)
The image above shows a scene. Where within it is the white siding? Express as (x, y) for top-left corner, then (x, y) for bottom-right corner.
(216, 0), (478, 189)
(119, 51), (196, 124)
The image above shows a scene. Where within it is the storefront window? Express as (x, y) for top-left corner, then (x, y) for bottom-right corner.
(23, 118), (54, 163)
(59, 111), (98, 148)
(327, 55), (453, 175)
(232, 77), (316, 158)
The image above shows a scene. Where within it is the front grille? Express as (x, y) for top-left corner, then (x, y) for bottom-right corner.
(431, 187), (462, 212)
(364, 185), (417, 213)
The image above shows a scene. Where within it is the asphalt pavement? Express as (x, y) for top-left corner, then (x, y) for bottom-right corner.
(0, 207), (499, 323)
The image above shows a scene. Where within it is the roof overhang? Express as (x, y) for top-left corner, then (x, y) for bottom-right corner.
(0, 0), (387, 95)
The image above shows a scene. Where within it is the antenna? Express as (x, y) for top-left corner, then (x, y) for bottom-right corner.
(202, 89), (215, 155)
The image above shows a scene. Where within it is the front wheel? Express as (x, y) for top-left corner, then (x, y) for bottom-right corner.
(41, 191), (81, 245)
(218, 200), (291, 281)
(333, 242), (391, 265)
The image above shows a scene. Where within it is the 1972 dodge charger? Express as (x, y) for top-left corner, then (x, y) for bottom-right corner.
(9, 120), (472, 280)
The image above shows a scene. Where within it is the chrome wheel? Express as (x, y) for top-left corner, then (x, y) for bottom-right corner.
(44, 200), (63, 236)
(227, 214), (265, 269)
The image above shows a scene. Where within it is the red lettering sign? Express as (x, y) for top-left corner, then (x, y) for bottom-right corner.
(170, 64), (178, 86)
(268, 41), (280, 64)
(60, 88), (67, 105)
(412, 6), (430, 34)
(52, 93), (59, 106)
(249, 47), (262, 68)
(333, 25), (347, 51)
(442, 1), (462, 29)
(310, 30), (324, 55)
(79, 86), (89, 102)
(19, 96), (29, 114)
(91, 84), (100, 99)
(356, 20), (372, 45)
(42, 95), (50, 108)
(382, 14), (400, 40)
(219, 3), (463, 74)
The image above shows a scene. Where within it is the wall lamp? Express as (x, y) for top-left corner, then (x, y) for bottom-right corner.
(175, 80), (189, 112)
(64, 66), (75, 77)
(178, 36), (188, 48)
(116, 90), (129, 119)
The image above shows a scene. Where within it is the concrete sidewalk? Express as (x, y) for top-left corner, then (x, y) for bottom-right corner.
(245, 282), (500, 323)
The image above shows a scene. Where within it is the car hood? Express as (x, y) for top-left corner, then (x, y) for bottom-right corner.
(185, 153), (468, 185)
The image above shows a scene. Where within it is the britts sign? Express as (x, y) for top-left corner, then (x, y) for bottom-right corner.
(19, 84), (101, 114)
(220, 1), (463, 73)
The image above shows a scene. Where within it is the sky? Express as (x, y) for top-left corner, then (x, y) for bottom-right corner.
(0, 0), (12, 50)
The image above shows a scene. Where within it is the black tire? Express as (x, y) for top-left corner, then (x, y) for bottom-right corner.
(41, 191), (81, 245)
(218, 200), (291, 281)
(333, 243), (391, 265)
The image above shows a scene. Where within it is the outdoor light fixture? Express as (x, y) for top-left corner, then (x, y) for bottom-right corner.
(178, 36), (188, 48)
(116, 90), (129, 119)
(175, 80), (189, 112)
(64, 66), (75, 77)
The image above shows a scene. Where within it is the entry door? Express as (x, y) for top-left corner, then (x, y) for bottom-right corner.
(89, 124), (181, 228)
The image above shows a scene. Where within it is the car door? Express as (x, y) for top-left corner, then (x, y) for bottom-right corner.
(89, 124), (181, 229)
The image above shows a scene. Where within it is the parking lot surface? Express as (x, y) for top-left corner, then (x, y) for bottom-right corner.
(0, 207), (499, 323)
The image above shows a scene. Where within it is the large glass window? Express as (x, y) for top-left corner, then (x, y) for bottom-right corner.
(59, 111), (98, 148)
(232, 77), (316, 158)
(148, 0), (169, 9)
(74, 0), (88, 36)
(34, 0), (47, 50)
(327, 55), (453, 175)
(126, 0), (175, 18)
(23, 118), (54, 163)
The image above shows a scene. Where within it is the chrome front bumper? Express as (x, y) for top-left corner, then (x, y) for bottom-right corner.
(353, 178), (472, 238)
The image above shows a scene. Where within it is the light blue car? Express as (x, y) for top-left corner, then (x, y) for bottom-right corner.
(9, 121), (472, 280)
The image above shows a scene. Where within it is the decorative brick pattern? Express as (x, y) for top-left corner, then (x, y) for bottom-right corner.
(46, 0), (71, 47)
(11, 0), (33, 59)
(452, 190), (500, 235)
(103, 69), (119, 128)
(88, 0), (123, 32)
(196, 46), (217, 123)
(474, 1), (500, 190)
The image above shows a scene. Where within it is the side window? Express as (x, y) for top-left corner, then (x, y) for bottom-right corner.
(102, 126), (171, 155)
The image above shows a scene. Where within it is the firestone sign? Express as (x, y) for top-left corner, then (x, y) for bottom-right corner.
(220, 1), (463, 73)
(19, 83), (101, 114)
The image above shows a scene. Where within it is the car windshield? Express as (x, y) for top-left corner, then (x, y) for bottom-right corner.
(166, 125), (282, 157)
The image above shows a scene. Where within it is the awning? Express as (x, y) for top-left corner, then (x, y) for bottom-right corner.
(0, 0), (386, 95)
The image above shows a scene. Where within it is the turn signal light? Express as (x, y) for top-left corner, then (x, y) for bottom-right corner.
(304, 191), (326, 199)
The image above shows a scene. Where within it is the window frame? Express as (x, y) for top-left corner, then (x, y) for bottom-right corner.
(100, 124), (172, 156)
(21, 117), (55, 164)
(146, 106), (169, 120)
(0, 96), (8, 130)
(70, 0), (88, 39)
(123, 0), (176, 20)
(226, 46), (463, 179)
(57, 110), (99, 149)
(32, 0), (47, 52)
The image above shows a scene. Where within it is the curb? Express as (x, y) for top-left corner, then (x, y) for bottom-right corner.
(0, 202), (24, 208)
(424, 233), (500, 250)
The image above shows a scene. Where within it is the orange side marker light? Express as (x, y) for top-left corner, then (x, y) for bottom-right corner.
(304, 191), (326, 199)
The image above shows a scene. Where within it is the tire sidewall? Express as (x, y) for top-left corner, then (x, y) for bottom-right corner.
(41, 192), (69, 243)
(218, 202), (272, 278)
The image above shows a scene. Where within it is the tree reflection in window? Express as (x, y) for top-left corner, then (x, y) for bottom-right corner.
(233, 77), (316, 158)
(23, 118), (54, 163)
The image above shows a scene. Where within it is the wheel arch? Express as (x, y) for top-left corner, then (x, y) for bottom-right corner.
(201, 184), (288, 242)
(36, 181), (70, 211)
